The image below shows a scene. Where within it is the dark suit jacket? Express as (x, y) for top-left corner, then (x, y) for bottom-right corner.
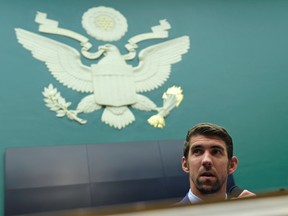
(176, 194), (190, 205)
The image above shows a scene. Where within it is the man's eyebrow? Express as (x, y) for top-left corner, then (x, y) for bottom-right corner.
(190, 144), (204, 150)
(190, 144), (225, 150)
(210, 145), (225, 151)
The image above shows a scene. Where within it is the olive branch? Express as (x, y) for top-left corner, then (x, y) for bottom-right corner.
(42, 84), (86, 124)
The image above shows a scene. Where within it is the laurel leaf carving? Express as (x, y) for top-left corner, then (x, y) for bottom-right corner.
(42, 84), (87, 124)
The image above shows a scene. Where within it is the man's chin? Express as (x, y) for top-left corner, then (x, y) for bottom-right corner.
(200, 188), (218, 194)
(197, 182), (221, 194)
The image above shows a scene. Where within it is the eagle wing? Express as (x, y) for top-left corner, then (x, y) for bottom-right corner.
(133, 36), (190, 93)
(15, 28), (93, 93)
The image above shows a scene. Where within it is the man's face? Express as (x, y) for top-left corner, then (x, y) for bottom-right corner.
(182, 135), (237, 197)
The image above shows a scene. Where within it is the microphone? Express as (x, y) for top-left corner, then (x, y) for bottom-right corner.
(228, 185), (244, 198)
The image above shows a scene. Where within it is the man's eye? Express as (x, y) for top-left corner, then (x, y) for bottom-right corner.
(212, 149), (223, 155)
(192, 149), (203, 155)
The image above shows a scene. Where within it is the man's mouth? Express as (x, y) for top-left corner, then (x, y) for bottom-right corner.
(200, 172), (215, 178)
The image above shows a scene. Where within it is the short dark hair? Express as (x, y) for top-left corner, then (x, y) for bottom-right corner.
(183, 123), (233, 160)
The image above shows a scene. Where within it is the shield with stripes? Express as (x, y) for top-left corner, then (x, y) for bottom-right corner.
(91, 63), (137, 107)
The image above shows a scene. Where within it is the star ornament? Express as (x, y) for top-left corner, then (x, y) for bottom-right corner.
(81, 6), (128, 41)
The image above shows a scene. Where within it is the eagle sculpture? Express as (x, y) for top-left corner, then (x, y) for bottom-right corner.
(15, 13), (190, 129)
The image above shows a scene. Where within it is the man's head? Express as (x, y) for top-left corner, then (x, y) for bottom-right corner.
(183, 123), (234, 160)
(182, 123), (238, 200)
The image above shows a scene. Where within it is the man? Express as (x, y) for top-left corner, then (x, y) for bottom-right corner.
(178, 122), (255, 204)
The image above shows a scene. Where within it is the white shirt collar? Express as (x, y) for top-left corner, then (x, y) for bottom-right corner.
(188, 189), (202, 203)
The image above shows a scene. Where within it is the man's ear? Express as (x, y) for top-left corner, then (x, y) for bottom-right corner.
(182, 156), (189, 173)
(228, 156), (238, 175)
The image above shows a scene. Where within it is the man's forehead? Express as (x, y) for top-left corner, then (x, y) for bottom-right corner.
(189, 135), (226, 148)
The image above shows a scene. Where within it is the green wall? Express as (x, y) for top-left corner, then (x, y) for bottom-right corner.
(1, 0), (288, 214)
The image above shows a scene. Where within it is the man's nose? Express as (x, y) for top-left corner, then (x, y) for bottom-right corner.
(202, 152), (213, 168)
